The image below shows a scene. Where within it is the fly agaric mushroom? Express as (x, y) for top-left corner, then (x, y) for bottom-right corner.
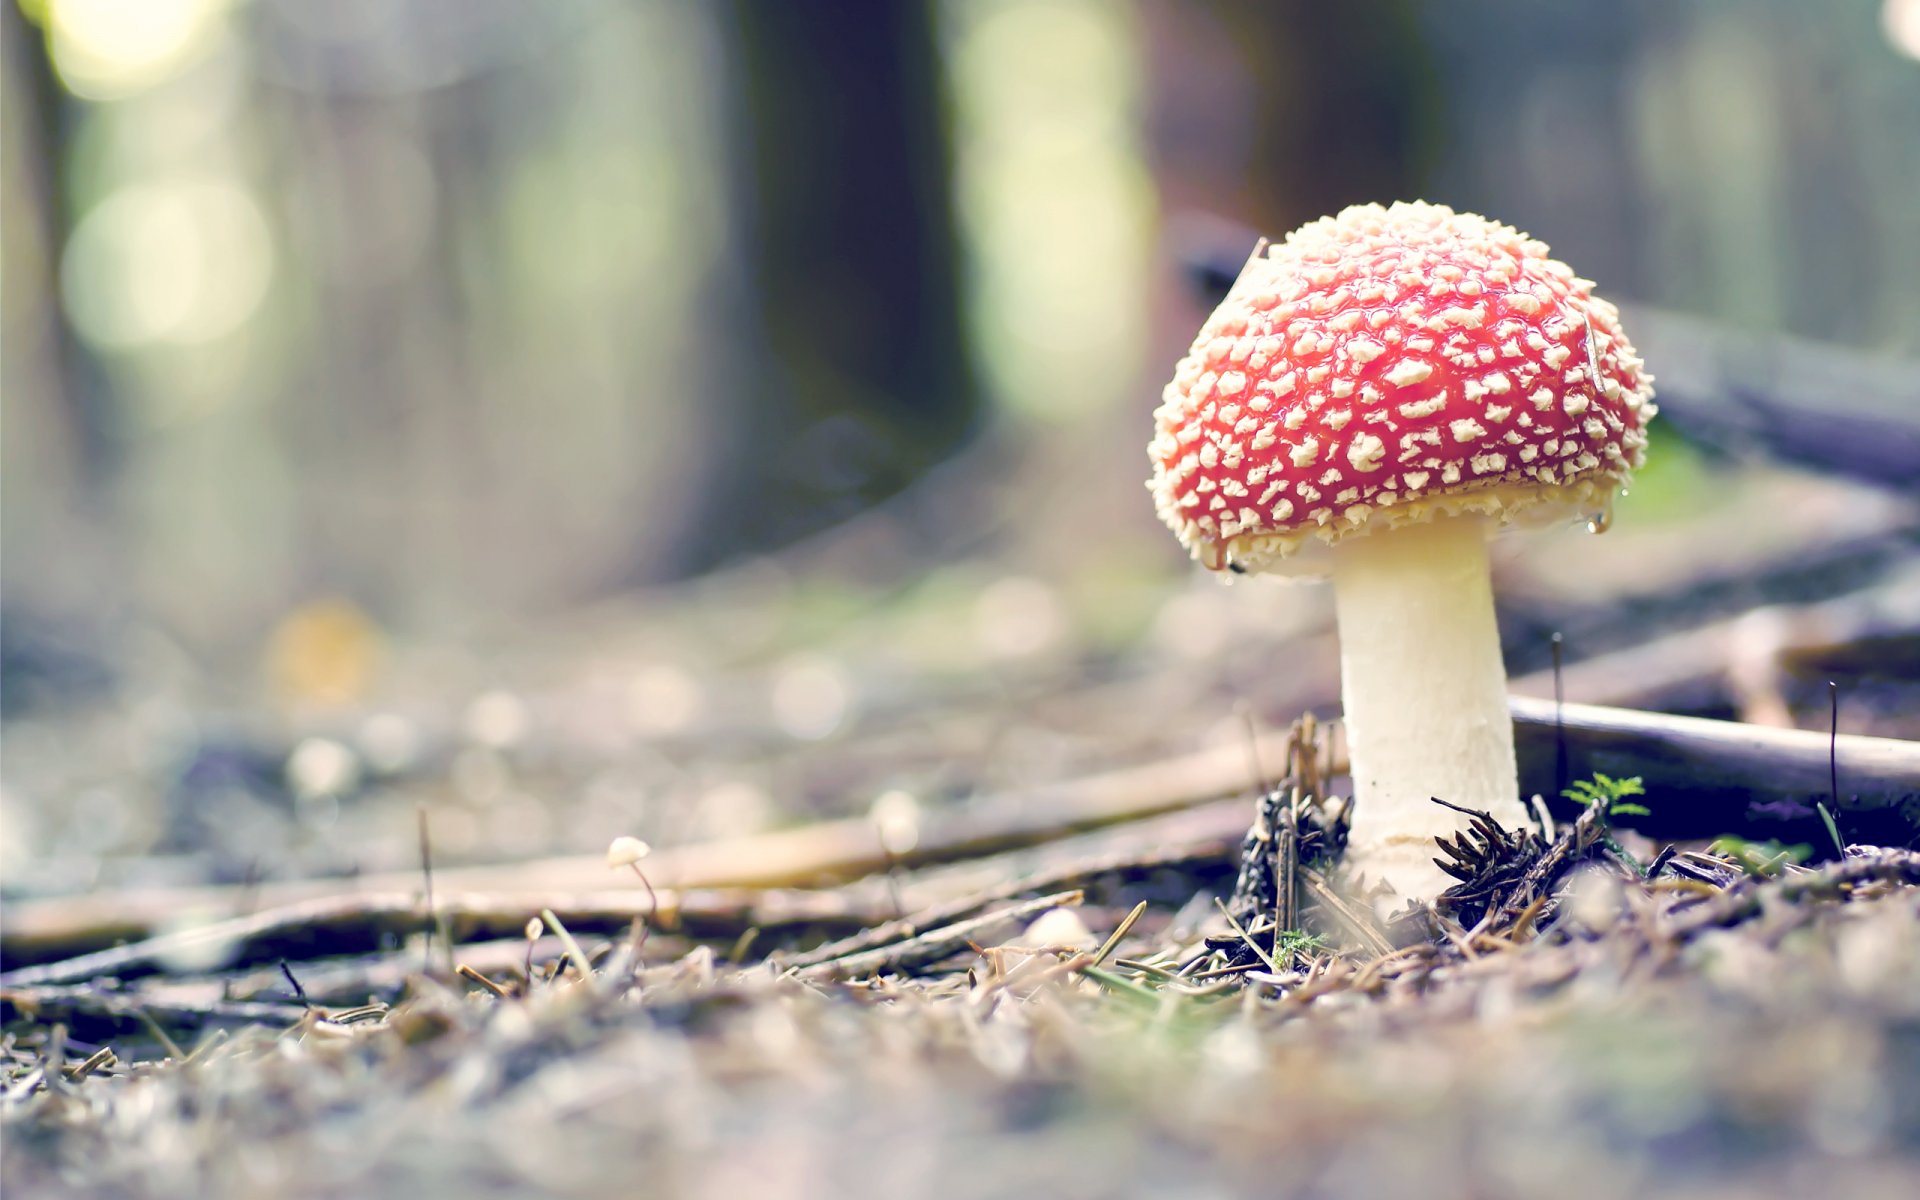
(1148, 201), (1655, 904)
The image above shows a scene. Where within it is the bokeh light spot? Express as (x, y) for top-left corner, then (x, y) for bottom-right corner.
(973, 575), (1064, 660)
(770, 655), (851, 742)
(46, 0), (231, 100)
(264, 599), (384, 709)
(1886, 0), (1920, 60)
(60, 177), (274, 351)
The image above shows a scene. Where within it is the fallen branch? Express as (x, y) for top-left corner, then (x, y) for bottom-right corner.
(0, 887), (897, 988)
(1511, 697), (1920, 842)
(3, 735), (1294, 963)
(0, 983), (311, 1042)
(7, 703), (1913, 972)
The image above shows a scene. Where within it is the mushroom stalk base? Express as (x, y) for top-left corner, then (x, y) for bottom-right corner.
(1331, 513), (1527, 907)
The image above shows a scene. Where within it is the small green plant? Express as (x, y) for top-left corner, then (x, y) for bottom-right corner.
(1273, 929), (1330, 964)
(1562, 773), (1649, 818)
(1816, 801), (1846, 858)
(1710, 836), (1812, 876)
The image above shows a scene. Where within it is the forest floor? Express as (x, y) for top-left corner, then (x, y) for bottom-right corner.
(4, 791), (1917, 1200)
(4, 462), (1918, 1199)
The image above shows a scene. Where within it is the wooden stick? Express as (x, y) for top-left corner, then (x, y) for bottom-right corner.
(0, 984), (311, 1040)
(3, 733), (1291, 963)
(7, 703), (1914, 971)
(0, 887), (898, 988)
(3, 800), (1254, 984)
(1512, 696), (1920, 841)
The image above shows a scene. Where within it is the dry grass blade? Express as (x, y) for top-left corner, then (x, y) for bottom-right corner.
(134, 1007), (186, 1060)
(454, 965), (511, 999)
(1089, 901), (1148, 968)
(1297, 866), (1395, 958)
(798, 891), (1083, 981)
(1277, 788), (1300, 937)
(62, 1047), (116, 1081)
(540, 909), (594, 982)
(1078, 963), (1166, 1006)
(1664, 847), (1920, 937)
(781, 813), (1238, 973)
(1212, 898), (1279, 975)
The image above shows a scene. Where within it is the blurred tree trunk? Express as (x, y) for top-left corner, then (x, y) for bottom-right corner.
(1147, 0), (1435, 233)
(1, 3), (107, 485)
(688, 0), (979, 571)
(1, 5), (120, 620)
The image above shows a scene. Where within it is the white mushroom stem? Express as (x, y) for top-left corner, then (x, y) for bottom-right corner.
(1331, 512), (1529, 906)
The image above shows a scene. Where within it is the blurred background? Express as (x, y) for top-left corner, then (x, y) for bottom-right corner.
(4, 0), (1918, 902)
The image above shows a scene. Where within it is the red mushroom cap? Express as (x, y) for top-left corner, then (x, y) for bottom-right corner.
(1149, 202), (1657, 573)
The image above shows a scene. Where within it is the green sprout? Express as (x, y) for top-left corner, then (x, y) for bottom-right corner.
(1709, 836), (1812, 877)
(1562, 773), (1650, 819)
(1816, 801), (1846, 859)
(1273, 930), (1330, 965)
